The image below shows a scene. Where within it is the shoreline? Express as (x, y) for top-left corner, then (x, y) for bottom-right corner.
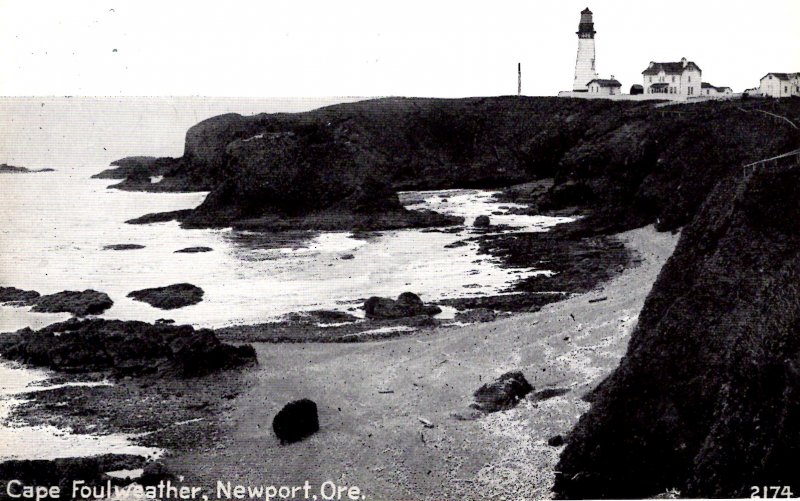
(165, 225), (678, 500)
(2, 225), (678, 499)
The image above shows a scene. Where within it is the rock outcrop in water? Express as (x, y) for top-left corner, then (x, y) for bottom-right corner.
(30, 290), (113, 316)
(554, 163), (800, 498)
(0, 318), (257, 377)
(174, 246), (213, 253)
(127, 283), (204, 310)
(0, 287), (41, 305)
(103, 244), (146, 251)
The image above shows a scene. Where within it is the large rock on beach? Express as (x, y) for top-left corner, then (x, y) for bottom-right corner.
(472, 371), (533, 412)
(127, 283), (204, 310)
(273, 399), (319, 444)
(30, 290), (113, 316)
(0, 318), (257, 377)
(364, 292), (441, 319)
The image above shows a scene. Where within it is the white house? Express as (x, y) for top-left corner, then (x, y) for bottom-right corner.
(701, 82), (733, 97)
(758, 73), (800, 98)
(587, 78), (622, 95)
(642, 58), (702, 98)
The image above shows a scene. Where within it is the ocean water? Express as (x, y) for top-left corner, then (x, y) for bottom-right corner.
(0, 97), (573, 461)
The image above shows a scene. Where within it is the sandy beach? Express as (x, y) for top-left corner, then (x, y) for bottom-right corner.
(163, 225), (678, 500)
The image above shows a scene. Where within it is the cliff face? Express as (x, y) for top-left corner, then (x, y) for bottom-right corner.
(554, 159), (800, 498)
(108, 97), (800, 233)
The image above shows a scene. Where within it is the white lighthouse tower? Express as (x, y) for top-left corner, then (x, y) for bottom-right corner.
(573, 7), (598, 91)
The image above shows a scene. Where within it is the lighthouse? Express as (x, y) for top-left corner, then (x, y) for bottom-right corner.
(573, 8), (598, 91)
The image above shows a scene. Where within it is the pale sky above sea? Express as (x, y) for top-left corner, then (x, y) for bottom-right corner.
(0, 0), (798, 97)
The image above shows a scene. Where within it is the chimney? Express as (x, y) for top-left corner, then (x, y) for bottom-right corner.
(681, 57), (688, 68)
(649, 61), (655, 69)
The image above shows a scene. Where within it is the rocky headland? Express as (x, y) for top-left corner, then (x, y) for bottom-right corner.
(101, 98), (799, 236)
(0, 163), (55, 173)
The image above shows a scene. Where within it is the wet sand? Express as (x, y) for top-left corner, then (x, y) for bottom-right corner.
(165, 225), (679, 500)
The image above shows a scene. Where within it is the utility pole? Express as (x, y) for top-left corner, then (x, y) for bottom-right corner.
(518, 63), (522, 96)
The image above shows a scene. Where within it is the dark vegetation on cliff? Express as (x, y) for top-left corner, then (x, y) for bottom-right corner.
(103, 97), (800, 234)
(554, 158), (800, 498)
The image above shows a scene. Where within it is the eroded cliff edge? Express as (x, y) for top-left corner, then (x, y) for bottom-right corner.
(100, 97), (800, 234)
(554, 157), (800, 498)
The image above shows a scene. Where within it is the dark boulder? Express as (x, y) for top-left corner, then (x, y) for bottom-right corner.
(364, 292), (441, 319)
(0, 286), (40, 305)
(473, 215), (491, 228)
(472, 371), (533, 412)
(273, 399), (319, 444)
(31, 290), (113, 316)
(454, 308), (497, 323)
(127, 283), (204, 310)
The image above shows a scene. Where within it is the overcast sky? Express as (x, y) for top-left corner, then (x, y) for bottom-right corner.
(1, 0), (798, 97)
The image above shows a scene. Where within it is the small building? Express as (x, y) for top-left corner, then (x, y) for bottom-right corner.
(758, 73), (800, 98)
(642, 58), (702, 98)
(701, 82), (733, 97)
(630, 84), (644, 95)
(587, 78), (622, 95)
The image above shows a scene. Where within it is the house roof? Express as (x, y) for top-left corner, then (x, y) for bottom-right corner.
(588, 78), (622, 87)
(643, 61), (702, 75)
(702, 82), (731, 91)
(760, 73), (799, 81)
(650, 83), (669, 89)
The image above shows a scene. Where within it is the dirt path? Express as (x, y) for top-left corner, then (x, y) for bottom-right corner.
(167, 225), (679, 500)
